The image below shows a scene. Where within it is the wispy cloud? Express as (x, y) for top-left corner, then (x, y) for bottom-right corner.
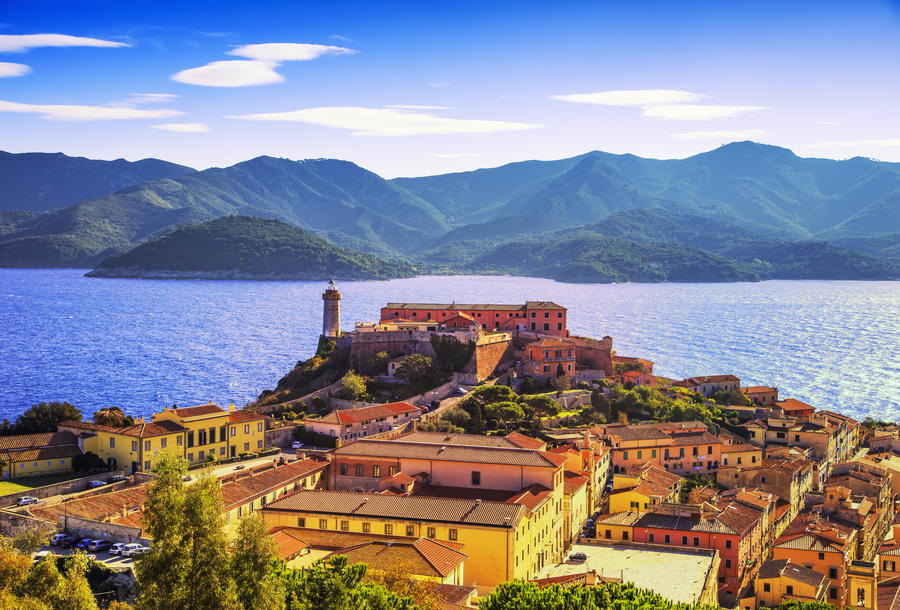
(128, 93), (180, 105)
(672, 129), (767, 140)
(643, 104), (768, 120)
(230, 106), (542, 136)
(0, 99), (183, 121)
(151, 122), (209, 132)
(550, 89), (703, 106)
(172, 42), (355, 87)
(387, 104), (451, 110)
(810, 138), (900, 149)
(0, 61), (30, 77)
(0, 33), (129, 53)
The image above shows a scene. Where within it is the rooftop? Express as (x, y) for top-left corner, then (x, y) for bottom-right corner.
(262, 489), (526, 528)
(383, 301), (565, 311)
(315, 402), (420, 426)
(0, 430), (78, 451)
(536, 543), (718, 604)
(324, 538), (467, 578)
(758, 559), (827, 588)
(334, 438), (565, 469)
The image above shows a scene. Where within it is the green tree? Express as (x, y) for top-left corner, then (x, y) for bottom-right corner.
(711, 388), (750, 406)
(340, 371), (368, 401)
(519, 376), (535, 394)
(231, 514), (285, 610)
(55, 552), (99, 610)
(6, 527), (51, 555)
(591, 389), (609, 414)
(276, 556), (412, 610)
(371, 351), (390, 374)
(394, 354), (437, 388)
(470, 404), (484, 435)
(442, 405), (471, 428)
(71, 451), (107, 473)
(522, 395), (560, 428)
(415, 419), (464, 433)
(4, 402), (82, 435)
(485, 401), (525, 432)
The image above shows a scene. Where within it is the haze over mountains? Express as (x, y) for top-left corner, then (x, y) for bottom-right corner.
(0, 143), (897, 282)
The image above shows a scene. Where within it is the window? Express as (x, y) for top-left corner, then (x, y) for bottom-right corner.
(557, 323), (563, 331)
(144, 460), (151, 470)
(681, 536), (687, 545)
(859, 589), (867, 605)
(187, 453), (193, 461)
(177, 436), (183, 446)
(819, 552), (825, 560)
(198, 430), (206, 445)
(406, 525), (415, 536)
(761, 476), (767, 483)
(830, 588), (837, 599)
(763, 583), (771, 592)
(693, 447), (698, 456)
(145, 440), (151, 451)
(725, 559), (732, 568)
(384, 524), (393, 535)
(372, 465), (381, 478)
(297, 518), (306, 527)
(605, 529), (612, 539)
(132, 440), (138, 451)
(257, 440), (263, 449)
(209, 427), (216, 444)
(664, 535), (670, 544)
(220, 446), (225, 455)
(829, 568), (837, 579)
(471, 471), (481, 485)
(664, 449), (670, 459)
(258, 422), (263, 432)
(340, 464), (348, 475)
(199, 450), (205, 460)
(725, 539), (732, 549)
(651, 449), (657, 458)
(362, 522), (370, 533)
(389, 466), (398, 476)
(244, 424), (250, 434)
(355, 464), (364, 477)
(427, 527), (436, 538)
(693, 537), (700, 546)
(340, 520), (349, 531)
(622, 531), (629, 540)
(110, 437), (115, 448)
(161, 438), (167, 449)
(637, 450), (642, 460)
(319, 519), (327, 529)
(648, 533), (655, 543)
(220, 426), (226, 442)
(243, 442), (249, 451)
(231, 427), (236, 437)
(786, 585), (793, 596)
(187, 431), (194, 447)
(543, 323), (550, 331)
(623, 451), (629, 460)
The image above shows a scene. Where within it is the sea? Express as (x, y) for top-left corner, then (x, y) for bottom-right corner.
(1, 269), (898, 422)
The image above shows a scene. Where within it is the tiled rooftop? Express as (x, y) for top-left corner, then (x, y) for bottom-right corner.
(334, 438), (564, 468)
(316, 402), (420, 425)
(325, 538), (467, 578)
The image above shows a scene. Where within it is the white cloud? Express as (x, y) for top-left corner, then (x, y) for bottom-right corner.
(172, 59), (283, 87)
(550, 89), (703, 106)
(643, 104), (768, 120)
(228, 42), (354, 62)
(0, 61), (30, 77)
(151, 122), (209, 132)
(672, 129), (768, 140)
(173, 42), (356, 87)
(0, 33), (129, 53)
(0, 99), (184, 121)
(129, 93), (180, 104)
(387, 104), (451, 110)
(230, 106), (542, 136)
(809, 138), (900, 149)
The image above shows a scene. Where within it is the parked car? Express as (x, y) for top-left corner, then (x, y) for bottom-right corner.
(33, 551), (52, 562)
(50, 533), (68, 546)
(58, 536), (78, 548)
(109, 543), (128, 555)
(234, 465), (245, 470)
(76, 538), (94, 550)
(88, 480), (107, 488)
(16, 496), (39, 506)
(88, 539), (111, 552)
(569, 552), (587, 562)
(109, 474), (128, 483)
(131, 546), (151, 556)
(429, 400), (440, 409)
(182, 475), (194, 482)
(452, 387), (467, 396)
(291, 441), (303, 449)
(120, 543), (143, 557)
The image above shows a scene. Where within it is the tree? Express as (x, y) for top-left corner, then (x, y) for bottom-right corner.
(3, 402), (82, 435)
(340, 371), (367, 401)
(442, 405), (471, 428)
(6, 527), (51, 555)
(364, 560), (438, 609)
(522, 395), (560, 428)
(371, 351), (390, 374)
(0, 456), (7, 480)
(711, 389), (750, 406)
(20, 555), (64, 605)
(55, 552), (99, 610)
(276, 556), (412, 610)
(485, 401), (525, 432)
(591, 389), (609, 414)
(231, 514), (285, 610)
(519, 376), (535, 394)
(415, 419), (464, 433)
(135, 454), (238, 610)
(551, 374), (571, 393)
(0, 544), (31, 592)
(470, 404), (484, 435)
(93, 407), (126, 427)
(394, 354), (437, 388)
(71, 451), (107, 473)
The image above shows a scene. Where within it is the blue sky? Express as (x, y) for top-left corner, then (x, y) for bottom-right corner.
(1, 0), (898, 177)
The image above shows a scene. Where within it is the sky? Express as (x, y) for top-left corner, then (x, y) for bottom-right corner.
(0, 0), (899, 178)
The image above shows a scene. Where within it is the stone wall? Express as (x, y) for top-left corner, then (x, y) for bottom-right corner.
(266, 422), (301, 447)
(348, 330), (438, 373)
(472, 335), (514, 381)
(0, 469), (129, 508)
(58, 514), (146, 544)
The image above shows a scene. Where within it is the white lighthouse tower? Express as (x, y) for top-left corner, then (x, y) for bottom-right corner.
(322, 278), (341, 338)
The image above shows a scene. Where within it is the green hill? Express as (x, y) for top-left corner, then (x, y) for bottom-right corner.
(0, 151), (195, 213)
(87, 215), (416, 280)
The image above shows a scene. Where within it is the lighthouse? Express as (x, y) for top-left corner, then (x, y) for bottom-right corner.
(322, 278), (341, 337)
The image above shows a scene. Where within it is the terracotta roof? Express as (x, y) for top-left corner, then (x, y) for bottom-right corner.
(395, 431), (523, 448)
(172, 403), (227, 418)
(6, 444), (82, 462)
(563, 472), (589, 495)
(432, 583), (477, 609)
(386, 302), (527, 311)
(0, 431), (78, 451)
(878, 577), (900, 610)
(325, 538), (467, 578)
(228, 410), (267, 423)
(60, 419), (187, 438)
(315, 402), (420, 425)
(741, 386), (777, 394)
(777, 398), (816, 412)
(681, 375), (740, 385)
(627, 463), (683, 489)
(270, 528), (310, 560)
(220, 458), (328, 511)
(758, 559), (827, 588)
(504, 432), (547, 450)
(334, 438), (564, 468)
(265, 526), (464, 552)
(721, 444), (759, 453)
(505, 485), (553, 511)
(526, 338), (574, 349)
(262, 489), (526, 528)
(30, 483), (150, 524)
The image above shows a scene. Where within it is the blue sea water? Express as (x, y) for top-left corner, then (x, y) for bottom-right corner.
(0, 269), (898, 422)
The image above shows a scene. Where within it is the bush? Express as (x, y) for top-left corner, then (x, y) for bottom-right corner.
(72, 451), (107, 473)
(293, 425), (337, 448)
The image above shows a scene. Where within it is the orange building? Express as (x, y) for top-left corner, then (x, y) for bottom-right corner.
(522, 337), (575, 377)
(741, 386), (779, 405)
(594, 421), (724, 476)
(380, 301), (568, 337)
(777, 399), (816, 418)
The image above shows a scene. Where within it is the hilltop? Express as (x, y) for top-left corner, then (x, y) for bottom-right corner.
(87, 215), (416, 280)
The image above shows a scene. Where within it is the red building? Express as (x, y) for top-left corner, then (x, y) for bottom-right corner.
(522, 337), (575, 377)
(380, 301), (568, 337)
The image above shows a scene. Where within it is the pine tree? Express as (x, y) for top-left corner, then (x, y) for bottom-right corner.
(471, 404), (484, 434)
(231, 514), (284, 610)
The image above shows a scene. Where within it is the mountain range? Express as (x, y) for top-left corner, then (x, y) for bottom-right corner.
(0, 143), (897, 282)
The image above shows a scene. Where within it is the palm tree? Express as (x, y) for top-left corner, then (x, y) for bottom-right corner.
(93, 407), (126, 427)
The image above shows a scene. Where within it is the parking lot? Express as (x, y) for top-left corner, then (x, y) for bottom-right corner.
(35, 542), (138, 568)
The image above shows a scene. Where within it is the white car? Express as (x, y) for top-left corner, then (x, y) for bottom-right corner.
(131, 546), (151, 556)
(120, 543), (143, 557)
(291, 441), (303, 449)
(50, 533), (68, 545)
(16, 496), (39, 506)
(109, 543), (128, 555)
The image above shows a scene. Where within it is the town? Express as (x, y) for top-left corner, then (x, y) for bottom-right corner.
(1, 279), (897, 610)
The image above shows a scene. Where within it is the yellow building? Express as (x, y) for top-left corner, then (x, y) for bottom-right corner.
(0, 431), (82, 479)
(59, 403), (269, 473)
(755, 559), (828, 608)
(261, 489), (530, 593)
(608, 463), (682, 514)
